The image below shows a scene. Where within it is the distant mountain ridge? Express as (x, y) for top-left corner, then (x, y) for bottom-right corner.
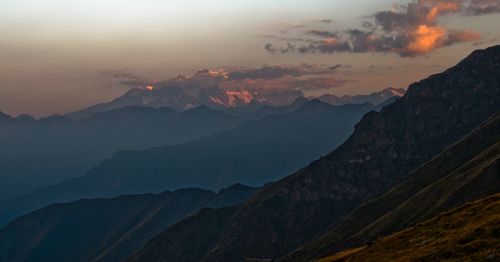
(68, 69), (301, 118)
(68, 70), (405, 119)
(127, 45), (500, 262)
(0, 106), (243, 199)
(0, 100), (375, 226)
(315, 87), (406, 106)
(0, 184), (258, 262)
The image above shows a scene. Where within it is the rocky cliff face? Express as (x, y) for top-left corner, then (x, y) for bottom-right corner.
(283, 112), (500, 261)
(129, 45), (500, 262)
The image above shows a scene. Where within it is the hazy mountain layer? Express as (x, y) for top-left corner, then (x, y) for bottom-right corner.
(0, 100), (374, 226)
(0, 106), (243, 199)
(316, 87), (405, 106)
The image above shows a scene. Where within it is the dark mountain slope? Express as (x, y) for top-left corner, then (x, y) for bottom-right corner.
(129, 206), (240, 262)
(0, 106), (243, 199)
(284, 112), (500, 261)
(201, 44), (500, 262)
(0, 184), (257, 262)
(129, 45), (500, 262)
(318, 193), (500, 262)
(0, 101), (373, 226)
(77, 101), (373, 194)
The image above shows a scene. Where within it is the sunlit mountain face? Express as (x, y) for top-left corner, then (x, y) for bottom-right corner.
(68, 65), (407, 119)
(114, 67), (307, 110)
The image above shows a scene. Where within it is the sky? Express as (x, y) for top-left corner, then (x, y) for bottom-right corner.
(0, 0), (499, 116)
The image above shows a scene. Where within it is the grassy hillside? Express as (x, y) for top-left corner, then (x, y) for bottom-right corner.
(319, 193), (500, 261)
(0, 184), (257, 262)
(283, 113), (500, 261)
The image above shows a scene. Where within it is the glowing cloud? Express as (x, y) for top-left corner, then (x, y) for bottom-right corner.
(407, 25), (445, 55)
(266, 0), (496, 57)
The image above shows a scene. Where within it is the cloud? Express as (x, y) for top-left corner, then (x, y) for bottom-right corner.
(265, 43), (304, 54)
(362, 21), (375, 29)
(264, 43), (277, 53)
(285, 77), (352, 91)
(266, 0), (493, 57)
(224, 64), (349, 92)
(313, 19), (333, 24)
(227, 64), (340, 80)
(306, 30), (339, 38)
(222, 76), (349, 93)
(104, 64), (351, 103)
(150, 64), (351, 97)
(100, 70), (155, 87)
(330, 64), (344, 70)
(463, 0), (500, 15)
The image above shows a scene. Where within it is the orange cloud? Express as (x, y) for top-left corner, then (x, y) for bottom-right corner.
(448, 30), (482, 42)
(265, 0), (490, 57)
(426, 2), (460, 22)
(407, 25), (447, 55)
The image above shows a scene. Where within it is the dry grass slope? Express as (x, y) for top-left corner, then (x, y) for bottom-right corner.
(319, 193), (500, 262)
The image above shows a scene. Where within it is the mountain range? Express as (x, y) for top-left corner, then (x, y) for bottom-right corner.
(126, 45), (500, 261)
(0, 84), (403, 200)
(0, 184), (258, 262)
(68, 68), (302, 118)
(0, 106), (244, 199)
(0, 45), (498, 262)
(0, 100), (377, 226)
(316, 87), (406, 106)
(68, 70), (405, 119)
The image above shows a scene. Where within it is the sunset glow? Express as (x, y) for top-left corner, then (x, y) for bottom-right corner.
(0, 0), (498, 116)
(407, 25), (446, 55)
(225, 90), (254, 106)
